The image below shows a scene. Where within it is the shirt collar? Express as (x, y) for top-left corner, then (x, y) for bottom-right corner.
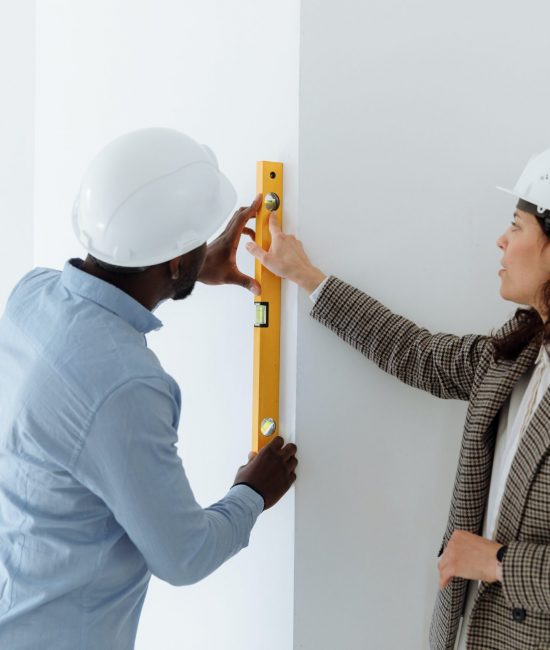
(535, 343), (550, 368)
(61, 259), (163, 334)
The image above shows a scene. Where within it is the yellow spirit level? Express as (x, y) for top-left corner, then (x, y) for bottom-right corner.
(252, 161), (283, 452)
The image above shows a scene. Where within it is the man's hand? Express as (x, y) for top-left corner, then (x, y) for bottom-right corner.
(198, 195), (262, 294)
(233, 436), (298, 510)
(438, 530), (503, 589)
(245, 213), (326, 293)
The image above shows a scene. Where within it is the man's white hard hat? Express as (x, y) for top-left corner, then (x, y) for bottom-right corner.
(73, 127), (237, 268)
(497, 148), (550, 214)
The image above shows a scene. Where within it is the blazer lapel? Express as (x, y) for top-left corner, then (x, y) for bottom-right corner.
(472, 340), (539, 442)
(452, 340), (539, 536)
(495, 377), (550, 543)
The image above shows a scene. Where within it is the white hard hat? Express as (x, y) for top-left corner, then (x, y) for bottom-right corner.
(497, 148), (550, 214)
(73, 128), (237, 267)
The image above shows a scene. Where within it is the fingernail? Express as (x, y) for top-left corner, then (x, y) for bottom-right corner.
(252, 286), (260, 295)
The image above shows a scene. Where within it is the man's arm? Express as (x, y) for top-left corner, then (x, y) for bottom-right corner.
(71, 377), (265, 586)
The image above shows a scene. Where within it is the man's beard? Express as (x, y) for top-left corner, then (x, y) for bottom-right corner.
(173, 278), (196, 301)
(172, 245), (206, 301)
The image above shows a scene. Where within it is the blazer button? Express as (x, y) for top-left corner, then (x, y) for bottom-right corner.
(512, 608), (526, 623)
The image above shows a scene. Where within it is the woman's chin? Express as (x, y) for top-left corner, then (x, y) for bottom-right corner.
(499, 286), (515, 302)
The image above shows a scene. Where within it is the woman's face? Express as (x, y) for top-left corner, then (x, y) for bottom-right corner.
(496, 209), (550, 316)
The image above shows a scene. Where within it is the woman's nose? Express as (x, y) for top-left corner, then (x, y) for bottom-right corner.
(496, 234), (506, 250)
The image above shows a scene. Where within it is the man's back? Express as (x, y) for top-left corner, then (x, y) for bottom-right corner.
(0, 260), (264, 650)
(0, 262), (171, 649)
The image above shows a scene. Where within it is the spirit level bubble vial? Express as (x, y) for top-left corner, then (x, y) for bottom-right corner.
(252, 161), (283, 452)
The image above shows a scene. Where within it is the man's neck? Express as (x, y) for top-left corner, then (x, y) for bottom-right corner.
(79, 257), (162, 311)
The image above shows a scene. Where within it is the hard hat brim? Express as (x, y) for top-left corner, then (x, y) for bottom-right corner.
(496, 186), (518, 198)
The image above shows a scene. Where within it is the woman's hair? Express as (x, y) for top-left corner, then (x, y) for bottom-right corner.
(492, 305), (544, 361)
(492, 213), (550, 361)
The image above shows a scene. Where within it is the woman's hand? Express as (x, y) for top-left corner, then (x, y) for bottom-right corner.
(246, 213), (326, 293)
(438, 530), (503, 589)
(198, 195), (262, 294)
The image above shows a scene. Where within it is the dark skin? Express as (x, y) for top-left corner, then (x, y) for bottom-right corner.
(82, 195), (264, 309)
(81, 194), (297, 510)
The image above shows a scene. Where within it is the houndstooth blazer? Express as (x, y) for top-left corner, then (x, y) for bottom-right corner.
(310, 276), (550, 650)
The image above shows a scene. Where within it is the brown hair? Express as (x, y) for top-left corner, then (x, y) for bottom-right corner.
(492, 212), (550, 361)
(492, 305), (544, 361)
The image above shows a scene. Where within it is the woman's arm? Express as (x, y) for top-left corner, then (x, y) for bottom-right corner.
(438, 532), (550, 613)
(501, 541), (550, 612)
(246, 215), (489, 401)
(311, 276), (488, 401)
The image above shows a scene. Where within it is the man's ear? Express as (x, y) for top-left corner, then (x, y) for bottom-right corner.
(168, 256), (182, 280)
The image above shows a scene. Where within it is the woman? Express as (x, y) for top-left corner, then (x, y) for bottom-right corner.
(246, 149), (550, 650)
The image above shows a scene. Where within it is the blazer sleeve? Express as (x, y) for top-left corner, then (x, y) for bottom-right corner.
(310, 276), (490, 401)
(501, 541), (550, 612)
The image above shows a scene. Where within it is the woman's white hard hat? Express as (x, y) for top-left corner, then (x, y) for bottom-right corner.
(73, 127), (237, 268)
(497, 148), (550, 214)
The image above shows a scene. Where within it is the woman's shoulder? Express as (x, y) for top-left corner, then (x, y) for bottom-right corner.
(492, 313), (523, 339)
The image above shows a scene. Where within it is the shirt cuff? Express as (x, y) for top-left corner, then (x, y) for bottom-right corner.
(309, 276), (330, 303)
(229, 483), (265, 516)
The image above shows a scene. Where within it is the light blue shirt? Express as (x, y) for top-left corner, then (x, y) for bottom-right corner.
(0, 260), (263, 650)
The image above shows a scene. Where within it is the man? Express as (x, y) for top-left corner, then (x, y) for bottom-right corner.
(0, 128), (297, 649)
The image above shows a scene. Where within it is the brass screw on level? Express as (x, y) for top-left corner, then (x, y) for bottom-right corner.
(260, 417), (277, 437)
(264, 193), (280, 212)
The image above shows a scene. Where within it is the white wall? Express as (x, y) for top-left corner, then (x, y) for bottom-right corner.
(26, 2), (550, 648)
(34, 2), (299, 649)
(0, 0), (35, 309)
(294, 1), (550, 648)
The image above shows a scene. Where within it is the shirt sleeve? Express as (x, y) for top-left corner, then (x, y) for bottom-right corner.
(309, 276), (330, 303)
(71, 377), (264, 586)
